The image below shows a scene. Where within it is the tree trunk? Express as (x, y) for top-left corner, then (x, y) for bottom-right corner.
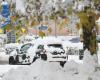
(78, 9), (98, 62)
(82, 12), (97, 55)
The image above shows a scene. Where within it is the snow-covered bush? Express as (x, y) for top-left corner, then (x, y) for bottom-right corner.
(79, 49), (98, 75)
(2, 59), (63, 80)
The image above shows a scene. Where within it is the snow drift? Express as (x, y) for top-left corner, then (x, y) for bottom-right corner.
(2, 50), (100, 80)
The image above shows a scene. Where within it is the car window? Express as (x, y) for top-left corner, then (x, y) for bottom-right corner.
(47, 44), (63, 48)
(20, 43), (33, 52)
(37, 45), (44, 49)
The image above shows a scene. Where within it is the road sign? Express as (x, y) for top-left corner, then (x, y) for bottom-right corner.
(0, 1), (11, 28)
(38, 25), (48, 30)
(1, 1), (10, 18)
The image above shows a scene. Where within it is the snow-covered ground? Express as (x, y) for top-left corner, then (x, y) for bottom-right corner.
(0, 65), (22, 80)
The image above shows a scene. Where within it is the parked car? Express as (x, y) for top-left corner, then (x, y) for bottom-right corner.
(35, 44), (47, 60)
(9, 43), (36, 64)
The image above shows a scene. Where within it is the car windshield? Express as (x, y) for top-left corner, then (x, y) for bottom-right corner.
(47, 44), (63, 48)
(20, 43), (32, 53)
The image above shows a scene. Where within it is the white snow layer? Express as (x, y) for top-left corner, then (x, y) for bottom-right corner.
(1, 50), (100, 80)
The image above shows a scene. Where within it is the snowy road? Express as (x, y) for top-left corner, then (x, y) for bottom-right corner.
(0, 61), (8, 64)
(0, 65), (19, 79)
(0, 56), (9, 64)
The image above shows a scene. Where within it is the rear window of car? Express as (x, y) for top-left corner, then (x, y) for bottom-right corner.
(47, 44), (63, 48)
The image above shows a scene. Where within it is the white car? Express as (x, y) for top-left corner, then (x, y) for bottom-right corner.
(9, 43), (36, 64)
(44, 43), (66, 62)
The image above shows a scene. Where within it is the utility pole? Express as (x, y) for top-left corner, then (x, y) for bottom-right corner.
(55, 16), (57, 37)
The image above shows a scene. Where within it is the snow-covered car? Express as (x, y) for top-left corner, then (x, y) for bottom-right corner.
(35, 44), (46, 60)
(44, 43), (66, 62)
(9, 43), (36, 64)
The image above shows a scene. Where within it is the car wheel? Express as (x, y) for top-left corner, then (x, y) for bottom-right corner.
(60, 61), (66, 67)
(9, 57), (15, 65)
(41, 54), (47, 61)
